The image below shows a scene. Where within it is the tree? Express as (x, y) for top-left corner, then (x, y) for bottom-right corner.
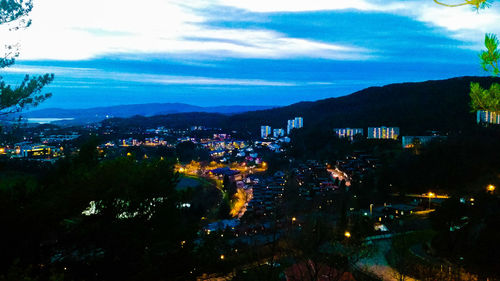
(0, 0), (53, 116)
(283, 213), (373, 281)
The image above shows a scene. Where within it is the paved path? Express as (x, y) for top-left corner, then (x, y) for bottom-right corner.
(357, 239), (418, 281)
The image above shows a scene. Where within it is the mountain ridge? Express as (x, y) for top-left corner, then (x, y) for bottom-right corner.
(101, 76), (500, 135)
(21, 103), (276, 124)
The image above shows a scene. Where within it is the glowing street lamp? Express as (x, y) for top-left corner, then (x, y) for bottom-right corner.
(344, 231), (351, 238)
(487, 184), (496, 193)
(220, 254), (225, 260)
(428, 192), (435, 209)
(292, 217), (297, 223)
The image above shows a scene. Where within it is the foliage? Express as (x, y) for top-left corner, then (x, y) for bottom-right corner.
(431, 193), (500, 278)
(469, 81), (500, 111)
(480, 33), (499, 76)
(175, 141), (210, 163)
(470, 34), (500, 112)
(283, 213), (374, 281)
(0, 0), (32, 25)
(0, 140), (218, 280)
(0, 74), (54, 114)
(379, 131), (500, 194)
(0, 0), (53, 117)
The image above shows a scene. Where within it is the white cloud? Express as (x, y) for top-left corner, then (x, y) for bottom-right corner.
(2, 0), (498, 61)
(215, 0), (500, 48)
(0, 0), (373, 61)
(214, 0), (408, 13)
(1, 65), (304, 86)
(409, 3), (500, 47)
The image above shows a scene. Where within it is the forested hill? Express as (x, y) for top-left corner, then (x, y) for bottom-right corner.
(102, 76), (500, 135)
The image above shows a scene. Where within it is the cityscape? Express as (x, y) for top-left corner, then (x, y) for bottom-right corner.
(1, 1), (500, 281)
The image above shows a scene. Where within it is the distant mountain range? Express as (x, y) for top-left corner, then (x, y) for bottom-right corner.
(21, 103), (275, 124)
(102, 76), (500, 135)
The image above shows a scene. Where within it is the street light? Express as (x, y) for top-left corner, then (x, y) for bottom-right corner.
(428, 192), (435, 209)
(487, 184), (496, 193)
(344, 231), (351, 238)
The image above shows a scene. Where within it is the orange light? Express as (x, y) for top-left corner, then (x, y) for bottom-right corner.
(487, 184), (496, 192)
(344, 231), (351, 238)
(220, 254), (225, 260)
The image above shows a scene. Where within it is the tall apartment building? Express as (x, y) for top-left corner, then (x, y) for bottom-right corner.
(367, 126), (399, 140)
(477, 110), (500, 125)
(333, 128), (364, 139)
(261, 126), (272, 139)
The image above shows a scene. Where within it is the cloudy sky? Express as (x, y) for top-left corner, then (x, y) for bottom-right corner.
(1, 0), (499, 109)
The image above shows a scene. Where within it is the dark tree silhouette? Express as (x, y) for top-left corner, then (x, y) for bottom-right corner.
(0, 0), (53, 116)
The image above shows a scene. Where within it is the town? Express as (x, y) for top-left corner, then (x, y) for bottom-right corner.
(1, 107), (499, 280)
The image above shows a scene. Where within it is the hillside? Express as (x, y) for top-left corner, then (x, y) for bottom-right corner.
(22, 103), (274, 124)
(102, 76), (500, 135)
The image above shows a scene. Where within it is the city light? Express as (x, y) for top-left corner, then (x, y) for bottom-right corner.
(487, 184), (496, 192)
(428, 192), (435, 209)
(292, 217), (296, 222)
(220, 254), (225, 260)
(344, 231), (351, 238)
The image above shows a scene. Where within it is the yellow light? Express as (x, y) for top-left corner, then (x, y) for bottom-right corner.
(428, 192), (435, 198)
(220, 254), (225, 260)
(292, 217), (296, 222)
(487, 184), (496, 192)
(344, 231), (351, 238)
(126, 152), (132, 157)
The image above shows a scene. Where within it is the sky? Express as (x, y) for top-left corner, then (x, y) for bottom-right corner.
(1, 0), (500, 109)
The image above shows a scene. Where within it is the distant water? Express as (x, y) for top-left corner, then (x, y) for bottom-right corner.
(26, 118), (75, 124)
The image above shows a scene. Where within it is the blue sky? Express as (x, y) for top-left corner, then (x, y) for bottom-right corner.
(1, 0), (499, 109)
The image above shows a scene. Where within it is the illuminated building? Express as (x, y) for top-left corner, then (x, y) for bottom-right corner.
(20, 145), (53, 158)
(273, 128), (285, 138)
(367, 126), (399, 140)
(294, 117), (303, 128)
(287, 119), (295, 134)
(261, 126), (272, 139)
(477, 110), (500, 125)
(333, 128), (363, 139)
(402, 135), (446, 148)
(287, 117), (303, 134)
(41, 134), (80, 144)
